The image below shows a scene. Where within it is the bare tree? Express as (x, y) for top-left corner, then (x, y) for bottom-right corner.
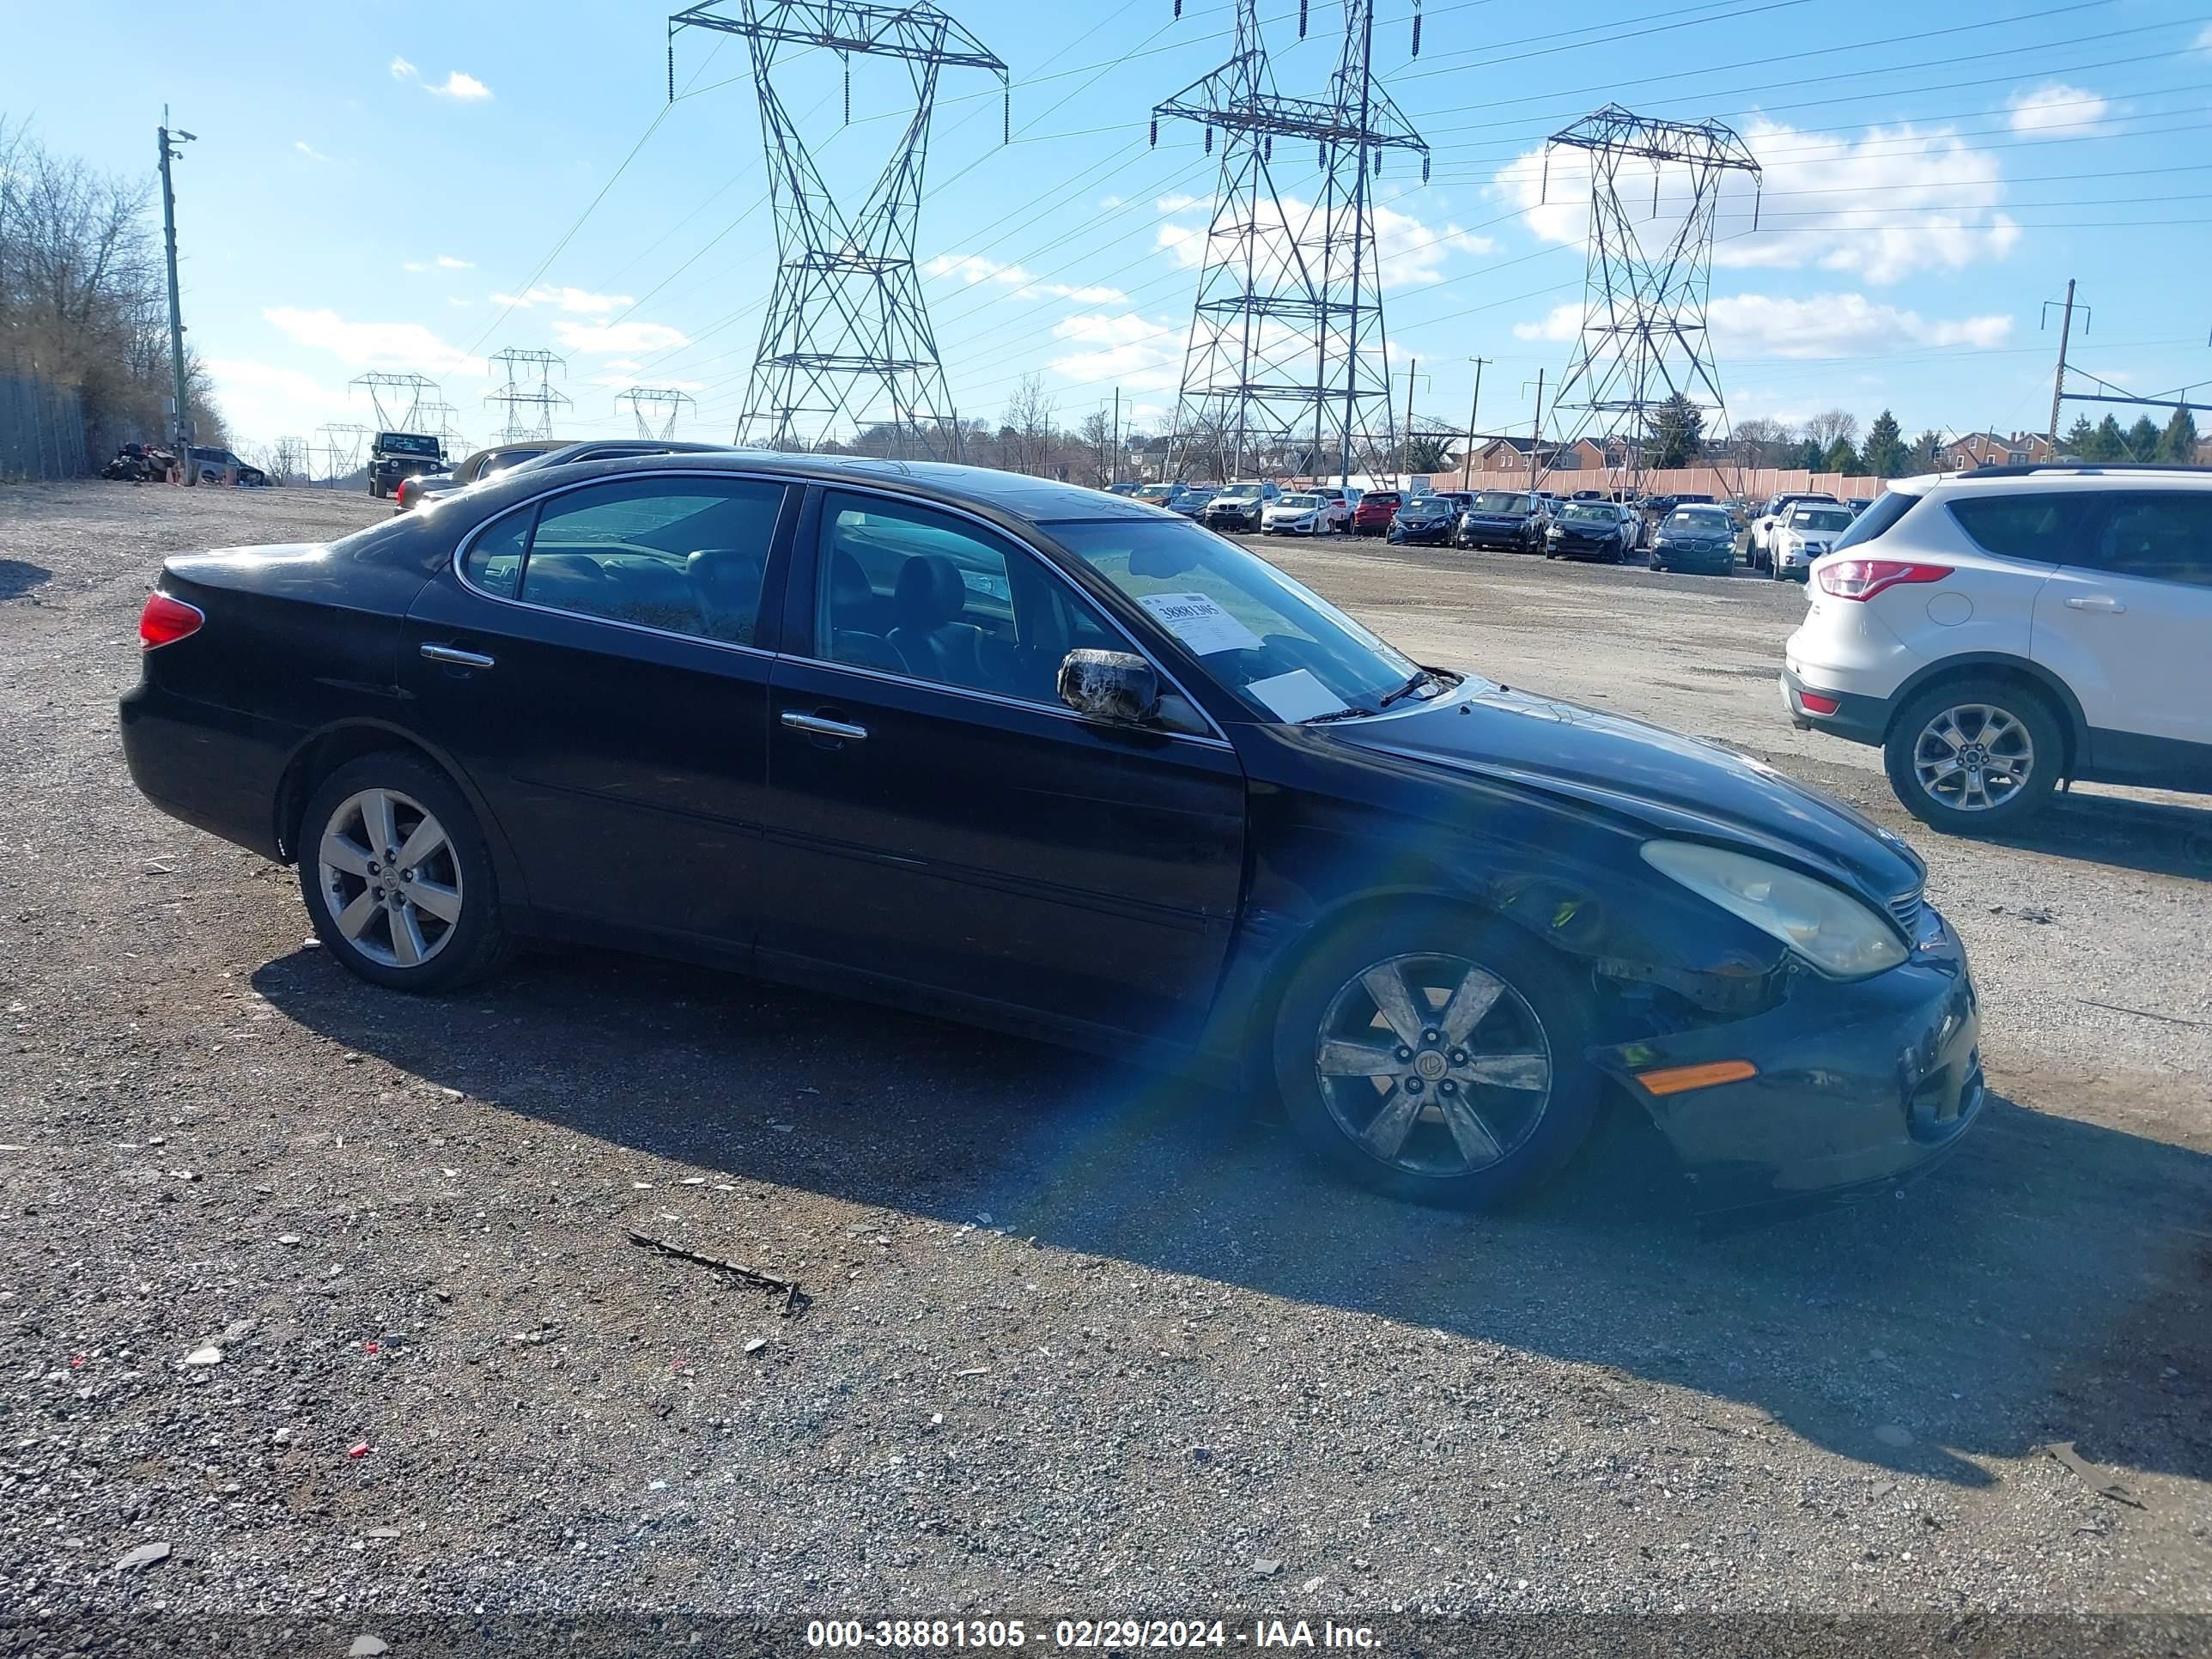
(1076, 409), (1115, 487)
(1004, 374), (1057, 477)
(1803, 409), (1859, 450)
(1729, 416), (1795, 466)
(0, 116), (227, 461)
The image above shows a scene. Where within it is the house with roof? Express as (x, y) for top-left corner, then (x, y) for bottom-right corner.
(1939, 431), (2055, 469)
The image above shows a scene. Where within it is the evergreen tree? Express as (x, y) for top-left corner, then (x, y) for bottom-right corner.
(1820, 435), (1861, 475)
(1796, 438), (1825, 471)
(1863, 410), (1906, 477)
(2124, 415), (2161, 460)
(2062, 415), (2098, 457)
(1646, 392), (1705, 468)
(2158, 405), (2200, 463)
(1909, 429), (1944, 471)
(2088, 415), (2128, 461)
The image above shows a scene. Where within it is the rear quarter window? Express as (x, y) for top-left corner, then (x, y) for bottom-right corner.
(1947, 494), (2093, 562)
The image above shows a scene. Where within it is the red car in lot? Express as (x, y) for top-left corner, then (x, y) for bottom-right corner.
(1352, 490), (1401, 537)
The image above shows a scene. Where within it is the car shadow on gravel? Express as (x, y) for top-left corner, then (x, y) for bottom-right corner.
(0, 557), (52, 600)
(255, 944), (2212, 1496)
(1923, 791), (2212, 885)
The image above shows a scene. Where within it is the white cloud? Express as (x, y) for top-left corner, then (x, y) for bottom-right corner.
(1153, 193), (1492, 289)
(436, 254), (472, 270)
(2007, 82), (2113, 139)
(205, 357), (343, 446)
(2197, 22), (2212, 50)
(295, 140), (331, 163)
(403, 262), (428, 273)
(1512, 292), (2012, 360)
(552, 319), (688, 354)
(263, 306), (487, 377)
(926, 254), (1126, 304)
(1492, 117), (2019, 287)
(1045, 311), (1181, 392)
(389, 56), (417, 82)
(1100, 194), (1125, 210)
(490, 284), (630, 313)
(427, 70), (492, 101)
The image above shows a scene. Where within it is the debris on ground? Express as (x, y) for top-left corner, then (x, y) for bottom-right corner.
(114, 1540), (172, 1571)
(627, 1226), (809, 1316)
(2039, 1440), (2149, 1510)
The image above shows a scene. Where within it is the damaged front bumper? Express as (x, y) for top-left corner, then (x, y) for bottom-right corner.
(1591, 902), (1984, 1217)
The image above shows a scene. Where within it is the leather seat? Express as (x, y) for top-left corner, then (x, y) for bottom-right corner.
(827, 550), (901, 671)
(686, 547), (765, 643)
(885, 554), (987, 688)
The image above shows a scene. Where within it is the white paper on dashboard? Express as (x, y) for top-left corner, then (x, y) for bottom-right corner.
(1244, 668), (1346, 723)
(1136, 592), (1264, 657)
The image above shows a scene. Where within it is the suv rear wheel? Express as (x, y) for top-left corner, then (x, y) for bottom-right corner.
(1883, 678), (2063, 834)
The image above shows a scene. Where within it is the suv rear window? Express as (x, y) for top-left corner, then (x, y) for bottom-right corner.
(1947, 494), (2091, 562)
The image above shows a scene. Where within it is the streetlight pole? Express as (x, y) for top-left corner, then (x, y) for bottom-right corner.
(157, 110), (196, 486)
(1461, 356), (1489, 489)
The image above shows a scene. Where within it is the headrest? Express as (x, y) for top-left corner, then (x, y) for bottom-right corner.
(686, 547), (763, 594)
(830, 550), (873, 606)
(892, 553), (965, 629)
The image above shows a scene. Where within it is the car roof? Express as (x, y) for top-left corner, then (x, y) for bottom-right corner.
(495, 449), (1175, 524)
(1897, 464), (2212, 495)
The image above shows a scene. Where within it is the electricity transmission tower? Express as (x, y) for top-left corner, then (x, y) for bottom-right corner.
(349, 372), (439, 432)
(616, 386), (697, 439)
(1153, 0), (1428, 485)
(668, 1), (1006, 459)
(484, 349), (571, 441)
(1538, 106), (1760, 494)
(314, 422), (370, 484)
(421, 399), (471, 455)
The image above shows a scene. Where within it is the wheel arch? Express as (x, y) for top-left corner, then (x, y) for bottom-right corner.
(273, 720), (525, 898)
(1882, 652), (2085, 777)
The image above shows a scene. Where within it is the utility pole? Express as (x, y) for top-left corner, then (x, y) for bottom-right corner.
(1527, 368), (1546, 495)
(2044, 278), (2081, 446)
(1461, 356), (1489, 489)
(1401, 357), (1418, 490)
(1111, 386), (1121, 487)
(157, 111), (196, 485)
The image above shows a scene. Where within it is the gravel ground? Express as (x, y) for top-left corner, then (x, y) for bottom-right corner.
(0, 483), (2207, 1634)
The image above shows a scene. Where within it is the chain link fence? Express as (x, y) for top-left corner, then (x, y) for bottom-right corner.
(0, 372), (91, 482)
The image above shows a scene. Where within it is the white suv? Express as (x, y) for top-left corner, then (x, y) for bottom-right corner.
(1781, 465), (2212, 833)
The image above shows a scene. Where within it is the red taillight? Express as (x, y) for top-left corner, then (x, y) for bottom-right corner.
(1797, 690), (1841, 715)
(139, 592), (204, 649)
(1815, 558), (1950, 602)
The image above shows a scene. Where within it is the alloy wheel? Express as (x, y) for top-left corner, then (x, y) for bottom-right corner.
(1314, 952), (1553, 1178)
(1911, 702), (2035, 814)
(316, 788), (465, 968)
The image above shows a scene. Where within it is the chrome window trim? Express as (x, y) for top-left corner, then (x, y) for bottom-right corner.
(450, 468), (790, 661)
(806, 478), (1233, 746)
(447, 465), (1237, 746)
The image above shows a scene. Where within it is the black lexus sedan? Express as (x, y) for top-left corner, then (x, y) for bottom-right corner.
(118, 453), (1981, 1216)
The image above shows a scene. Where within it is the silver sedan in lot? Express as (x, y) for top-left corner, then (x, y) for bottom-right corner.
(1260, 490), (1339, 536)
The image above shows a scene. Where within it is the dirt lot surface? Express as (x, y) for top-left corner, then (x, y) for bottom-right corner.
(1, 484), (2208, 1634)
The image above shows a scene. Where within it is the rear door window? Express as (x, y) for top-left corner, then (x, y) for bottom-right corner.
(1946, 493), (2093, 563)
(1830, 489), (1917, 553)
(2079, 493), (2212, 589)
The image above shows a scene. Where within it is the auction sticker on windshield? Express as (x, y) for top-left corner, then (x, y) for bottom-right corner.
(1136, 592), (1263, 657)
(1245, 668), (1346, 723)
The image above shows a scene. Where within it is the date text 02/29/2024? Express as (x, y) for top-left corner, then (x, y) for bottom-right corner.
(805, 1619), (1384, 1650)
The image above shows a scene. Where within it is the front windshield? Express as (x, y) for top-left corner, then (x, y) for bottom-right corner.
(1048, 519), (1431, 722)
(1667, 508), (1731, 532)
(1218, 484), (1263, 501)
(1560, 504), (1614, 525)
(1471, 492), (1529, 514)
(1790, 507), (1854, 532)
(1135, 485), (1176, 501)
(1277, 494), (1321, 507)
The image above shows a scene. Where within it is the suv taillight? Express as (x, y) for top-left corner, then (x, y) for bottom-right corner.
(139, 592), (204, 648)
(1815, 558), (1950, 602)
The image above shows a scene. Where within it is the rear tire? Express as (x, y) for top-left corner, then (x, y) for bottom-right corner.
(1270, 911), (1601, 1208)
(298, 752), (510, 992)
(1882, 678), (2063, 835)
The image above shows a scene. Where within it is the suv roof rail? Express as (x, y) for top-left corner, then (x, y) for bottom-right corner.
(1957, 461), (2210, 479)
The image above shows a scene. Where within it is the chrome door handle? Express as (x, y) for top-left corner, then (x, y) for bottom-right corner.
(420, 642), (496, 668)
(2063, 595), (2125, 614)
(781, 710), (869, 742)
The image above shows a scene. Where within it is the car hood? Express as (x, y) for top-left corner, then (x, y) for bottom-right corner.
(1335, 685), (1924, 903)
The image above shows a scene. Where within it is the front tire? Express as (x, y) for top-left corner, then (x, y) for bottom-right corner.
(1270, 913), (1601, 1208)
(1882, 679), (2063, 835)
(299, 752), (510, 992)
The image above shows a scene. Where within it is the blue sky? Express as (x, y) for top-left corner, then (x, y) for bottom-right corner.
(9, 0), (2212, 455)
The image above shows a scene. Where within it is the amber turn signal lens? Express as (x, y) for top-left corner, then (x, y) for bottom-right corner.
(1636, 1059), (1758, 1097)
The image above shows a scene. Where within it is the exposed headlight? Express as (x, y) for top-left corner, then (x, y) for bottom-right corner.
(1640, 841), (1909, 979)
